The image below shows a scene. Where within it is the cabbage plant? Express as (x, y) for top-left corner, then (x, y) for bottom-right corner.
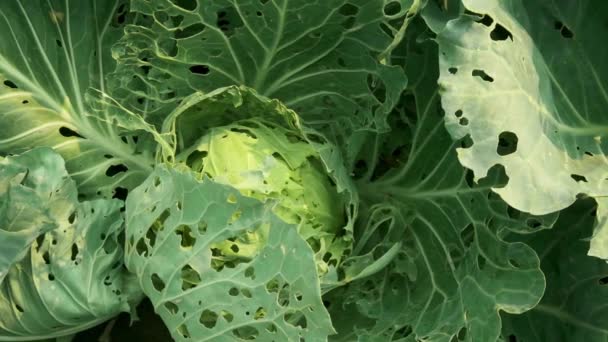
(0, 0), (607, 341)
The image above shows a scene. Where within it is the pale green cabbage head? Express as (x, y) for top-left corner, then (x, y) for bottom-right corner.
(180, 118), (346, 276)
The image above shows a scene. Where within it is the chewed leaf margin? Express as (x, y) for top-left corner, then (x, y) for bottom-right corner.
(0, 148), (140, 341)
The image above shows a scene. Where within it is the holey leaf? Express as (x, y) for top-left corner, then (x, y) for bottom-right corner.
(0, 148), (76, 284)
(0, 0), (155, 199)
(0, 148), (139, 341)
(124, 166), (334, 341)
(435, 0), (608, 258)
(108, 0), (408, 133)
(325, 21), (557, 342)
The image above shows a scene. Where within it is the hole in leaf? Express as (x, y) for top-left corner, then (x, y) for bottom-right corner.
(106, 164), (128, 177)
(170, 0), (197, 11)
(526, 218), (542, 229)
(339, 3), (359, 16)
(571, 174), (588, 183)
(230, 244), (239, 253)
(145, 227), (158, 249)
(136, 238), (149, 256)
(186, 150), (208, 172)
(460, 134), (474, 148)
(490, 23), (513, 41)
(177, 324), (190, 339)
(599, 276), (608, 285)
(232, 326), (259, 340)
(254, 307), (265, 320)
(383, 1), (401, 16)
(68, 211), (76, 224)
(112, 187), (128, 201)
(190, 65), (210, 75)
(175, 225), (196, 248)
(284, 312), (307, 329)
(472, 69), (494, 82)
(175, 23), (206, 39)
(59, 127), (84, 138)
(114, 11), (127, 26)
(395, 326), (412, 338)
(245, 266), (255, 279)
(457, 327), (467, 340)
(181, 264), (201, 290)
(477, 255), (486, 270)
(455, 109), (463, 117)
(70, 243), (79, 261)
(198, 221), (208, 234)
(35, 235), (45, 252)
(215, 7), (243, 36)
(277, 283), (290, 306)
(3, 80), (17, 88)
(554, 21), (564, 30)
(497, 131), (518, 155)
(221, 310), (234, 322)
(200, 309), (218, 329)
(459, 117), (469, 126)
(561, 26), (574, 38)
(164, 301), (179, 314)
(151, 273), (166, 292)
(42, 251), (51, 264)
(555, 21), (574, 38)
(448, 67), (458, 74)
(478, 15), (493, 27)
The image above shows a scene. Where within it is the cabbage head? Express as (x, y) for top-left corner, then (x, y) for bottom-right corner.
(180, 118), (345, 276)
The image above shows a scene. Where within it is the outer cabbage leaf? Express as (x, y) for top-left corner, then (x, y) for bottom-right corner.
(0, 0), (155, 199)
(502, 199), (608, 342)
(0, 148), (140, 340)
(124, 166), (334, 341)
(435, 0), (608, 258)
(0, 148), (75, 284)
(325, 23), (557, 342)
(109, 0), (408, 133)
